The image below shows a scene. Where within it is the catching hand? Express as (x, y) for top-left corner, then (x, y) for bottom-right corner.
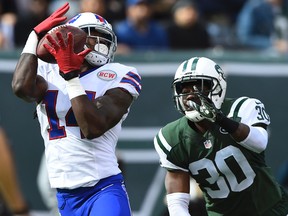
(34, 2), (70, 37)
(188, 87), (224, 122)
(44, 32), (92, 80)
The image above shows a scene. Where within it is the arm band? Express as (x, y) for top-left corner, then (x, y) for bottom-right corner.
(217, 116), (240, 134)
(238, 126), (268, 153)
(166, 193), (191, 216)
(21, 31), (38, 55)
(66, 77), (86, 100)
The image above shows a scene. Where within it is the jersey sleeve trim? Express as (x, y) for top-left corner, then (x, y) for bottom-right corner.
(154, 130), (188, 172)
(227, 97), (248, 120)
(120, 71), (142, 94)
(229, 97), (270, 126)
(157, 129), (172, 154)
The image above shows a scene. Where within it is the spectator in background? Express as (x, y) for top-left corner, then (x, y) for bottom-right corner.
(0, 127), (30, 216)
(49, 0), (78, 19)
(79, 0), (107, 16)
(151, 0), (178, 25)
(194, 0), (247, 24)
(192, 0), (247, 48)
(13, 0), (52, 48)
(77, 0), (126, 25)
(166, 0), (211, 50)
(114, 0), (169, 54)
(236, 0), (288, 53)
(0, 0), (18, 50)
(106, 0), (126, 24)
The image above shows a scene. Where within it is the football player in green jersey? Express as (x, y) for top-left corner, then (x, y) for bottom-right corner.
(154, 57), (288, 216)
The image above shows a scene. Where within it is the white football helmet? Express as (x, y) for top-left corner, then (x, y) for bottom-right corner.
(172, 57), (227, 122)
(67, 12), (117, 66)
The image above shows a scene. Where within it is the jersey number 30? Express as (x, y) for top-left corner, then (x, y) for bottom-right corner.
(189, 145), (256, 198)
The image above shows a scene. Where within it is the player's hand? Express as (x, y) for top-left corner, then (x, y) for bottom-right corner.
(44, 31), (92, 80)
(188, 86), (224, 122)
(34, 2), (70, 38)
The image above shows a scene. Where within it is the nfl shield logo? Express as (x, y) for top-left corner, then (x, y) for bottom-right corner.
(204, 140), (212, 149)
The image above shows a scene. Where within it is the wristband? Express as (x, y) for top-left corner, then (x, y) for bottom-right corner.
(66, 77), (86, 100)
(166, 193), (190, 216)
(217, 116), (239, 134)
(21, 31), (38, 55)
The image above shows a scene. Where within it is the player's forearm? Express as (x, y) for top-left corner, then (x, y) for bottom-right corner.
(221, 119), (268, 153)
(70, 96), (113, 139)
(229, 122), (249, 142)
(64, 77), (108, 138)
(237, 126), (268, 153)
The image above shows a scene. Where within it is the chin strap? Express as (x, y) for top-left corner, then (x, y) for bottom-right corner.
(185, 110), (204, 122)
(84, 45), (109, 66)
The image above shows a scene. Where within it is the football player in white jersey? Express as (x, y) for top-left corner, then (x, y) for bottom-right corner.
(12, 3), (141, 216)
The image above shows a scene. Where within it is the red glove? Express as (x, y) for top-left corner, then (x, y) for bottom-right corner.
(44, 31), (92, 80)
(34, 2), (70, 38)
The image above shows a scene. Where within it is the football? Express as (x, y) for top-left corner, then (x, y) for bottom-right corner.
(36, 25), (87, 64)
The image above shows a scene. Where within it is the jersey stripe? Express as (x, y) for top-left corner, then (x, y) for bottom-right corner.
(233, 97), (249, 120)
(126, 71), (141, 83)
(120, 71), (142, 93)
(155, 136), (169, 155)
(155, 129), (172, 155)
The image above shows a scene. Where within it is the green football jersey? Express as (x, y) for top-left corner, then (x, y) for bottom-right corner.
(154, 97), (288, 216)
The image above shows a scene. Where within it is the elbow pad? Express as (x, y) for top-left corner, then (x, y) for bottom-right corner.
(238, 126), (268, 153)
(166, 193), (191, 216)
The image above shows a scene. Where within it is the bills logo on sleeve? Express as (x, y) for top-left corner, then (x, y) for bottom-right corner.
(97, 70), (117, 80)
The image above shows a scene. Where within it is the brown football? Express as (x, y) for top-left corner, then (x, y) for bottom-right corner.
(36, 25), (87, 64)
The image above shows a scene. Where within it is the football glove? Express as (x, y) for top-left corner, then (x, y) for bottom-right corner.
(44, 32), (91, 80)
(34, 2), (69, 38)
(188, 86), (225, 123)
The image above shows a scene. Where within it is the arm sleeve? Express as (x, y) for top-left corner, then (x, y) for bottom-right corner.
(166, 193), (191, 216)
(238, 126), (268, 153)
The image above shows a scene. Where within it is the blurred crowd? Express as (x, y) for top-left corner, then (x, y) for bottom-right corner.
(1, 0), (288, 55)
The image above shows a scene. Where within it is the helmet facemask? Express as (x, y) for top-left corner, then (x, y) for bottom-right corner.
(173, 77), (221, 122)
(82, 26), (116, 66)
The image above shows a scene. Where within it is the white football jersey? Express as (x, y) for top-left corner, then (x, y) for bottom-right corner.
(36, 60), (141, 189)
